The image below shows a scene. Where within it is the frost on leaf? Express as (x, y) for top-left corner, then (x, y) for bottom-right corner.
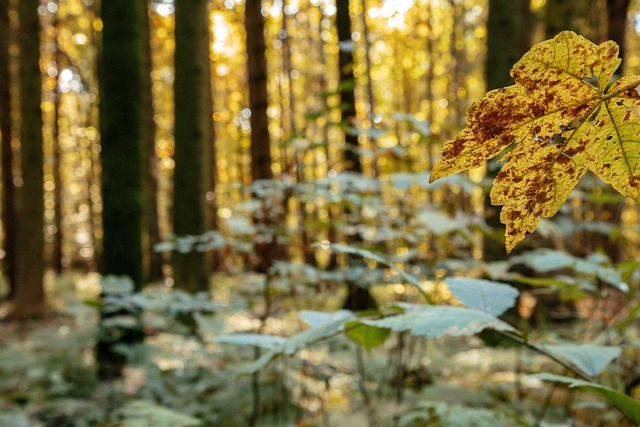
(429, 31), (640, 252)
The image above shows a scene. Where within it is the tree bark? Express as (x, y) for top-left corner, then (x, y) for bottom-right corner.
(544, 0), (581, 39)
(14, 0), (45, 316)
(97, 0), (145, 379)
(172, 0), (212, 292)
(606, 0), (631, 67)
(141, 0), (164, 282)
(0, 0), (16, 297)
(336, 0), (361, 173)
(246, 0), (273, 183)
(99, 0), (144, 288)
(336, 0), (376, 311)
(245, 0), (277, 274)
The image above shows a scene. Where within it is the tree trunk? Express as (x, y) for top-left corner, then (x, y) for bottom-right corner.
(544, 0), (581, 39)
(99, 0), (144, 288)
(606, 0), (630, 68)
(142, 0), (164, 282)
(97, 0), (145, 380)
(0, 0), (16, 297)
(245, 0), (277, 274)
(336, 0), (361, 173)
(172, 0), (212, 292)
(336, 0), (376, 311)
(14, 0), (45, 317)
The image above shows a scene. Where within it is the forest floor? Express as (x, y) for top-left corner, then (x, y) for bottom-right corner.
(0, 272), (632, 426)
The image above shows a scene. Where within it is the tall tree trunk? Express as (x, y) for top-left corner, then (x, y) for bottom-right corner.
(336, 0), (361, 174)
(97, 0), (145, 379)
(336, 0), (376, 311)
(544, 0), (581, 39)
(606, 0), (630, 68)
(0, 0), (16, 297)
(142, 0), (164, 282)
(483, 0), (532, 260)
(52, 6), (63, 275)
(172, 0), (212, 292)
(99, 0), (144, 288)
(14, 0), (45, 317)
(245, 0), (276, 274)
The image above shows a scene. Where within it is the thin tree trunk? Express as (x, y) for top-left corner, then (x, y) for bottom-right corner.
(141, 0), (164, 282)
(14, 0), (45, 317)
(337, 0), (376, 311)
(0, 0), (16, 296)
(336, 0), (361, 174)
(52, 5), (63, 274)
(246, 0), (277, 274)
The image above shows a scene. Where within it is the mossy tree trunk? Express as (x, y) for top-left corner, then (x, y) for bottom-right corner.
(337, 0), (376, 311)
(483, 0), (532, 261)
(97, 0), (145, 379)
(14, 0), (45, 317)
(172, 0), (212, 292)
(0, 0), (16, 297)
(245, 0), (276, 274)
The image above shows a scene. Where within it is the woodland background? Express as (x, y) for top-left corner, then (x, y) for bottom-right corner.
(2, 0), (640, 426)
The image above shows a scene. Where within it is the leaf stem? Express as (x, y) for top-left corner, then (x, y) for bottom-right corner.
(603, 78), (640, 99)
(497, 330), (595, 382)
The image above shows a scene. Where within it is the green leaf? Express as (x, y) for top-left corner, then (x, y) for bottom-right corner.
(281, 315), (354, 355)
(238, 311), (356, 375)
(100, 275), (134, 295)
(328, 243), (430, 301)
(444, 277), (519, 316)
(216, 334), (286, 350)
(344, 320), (391, 351)
(117, 400), (201, 427)
(537, 343), (622, 376)
(532, 373), (640, 424)
(299, 309), (352, 328)
(365, 305), (515, 338)
(414, 210), (463, 235)
(510, 249), (576, 273)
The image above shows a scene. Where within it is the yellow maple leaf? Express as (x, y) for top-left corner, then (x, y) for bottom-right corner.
(430, 31), (640, 252)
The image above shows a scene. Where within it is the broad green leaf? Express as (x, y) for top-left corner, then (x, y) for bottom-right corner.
(537, 343), (622, 376)
(430, 31), (640, 252)
(344, 320), (391, 351)
(299, 309), (352, 327)
(510, 249), (576, 273)
(281, 316), (354, 355)
(216, 334), (286, 349)
(365, 305), (515, 338)
(238, 312), (356, 374)
(532, 373), (640, 424)
(328, 244), (430, 301)
(414, 210), (462, 235)
(101, 275), (134, 295)
(117, 400), (201, 427)
(444, 277), (519, 316)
